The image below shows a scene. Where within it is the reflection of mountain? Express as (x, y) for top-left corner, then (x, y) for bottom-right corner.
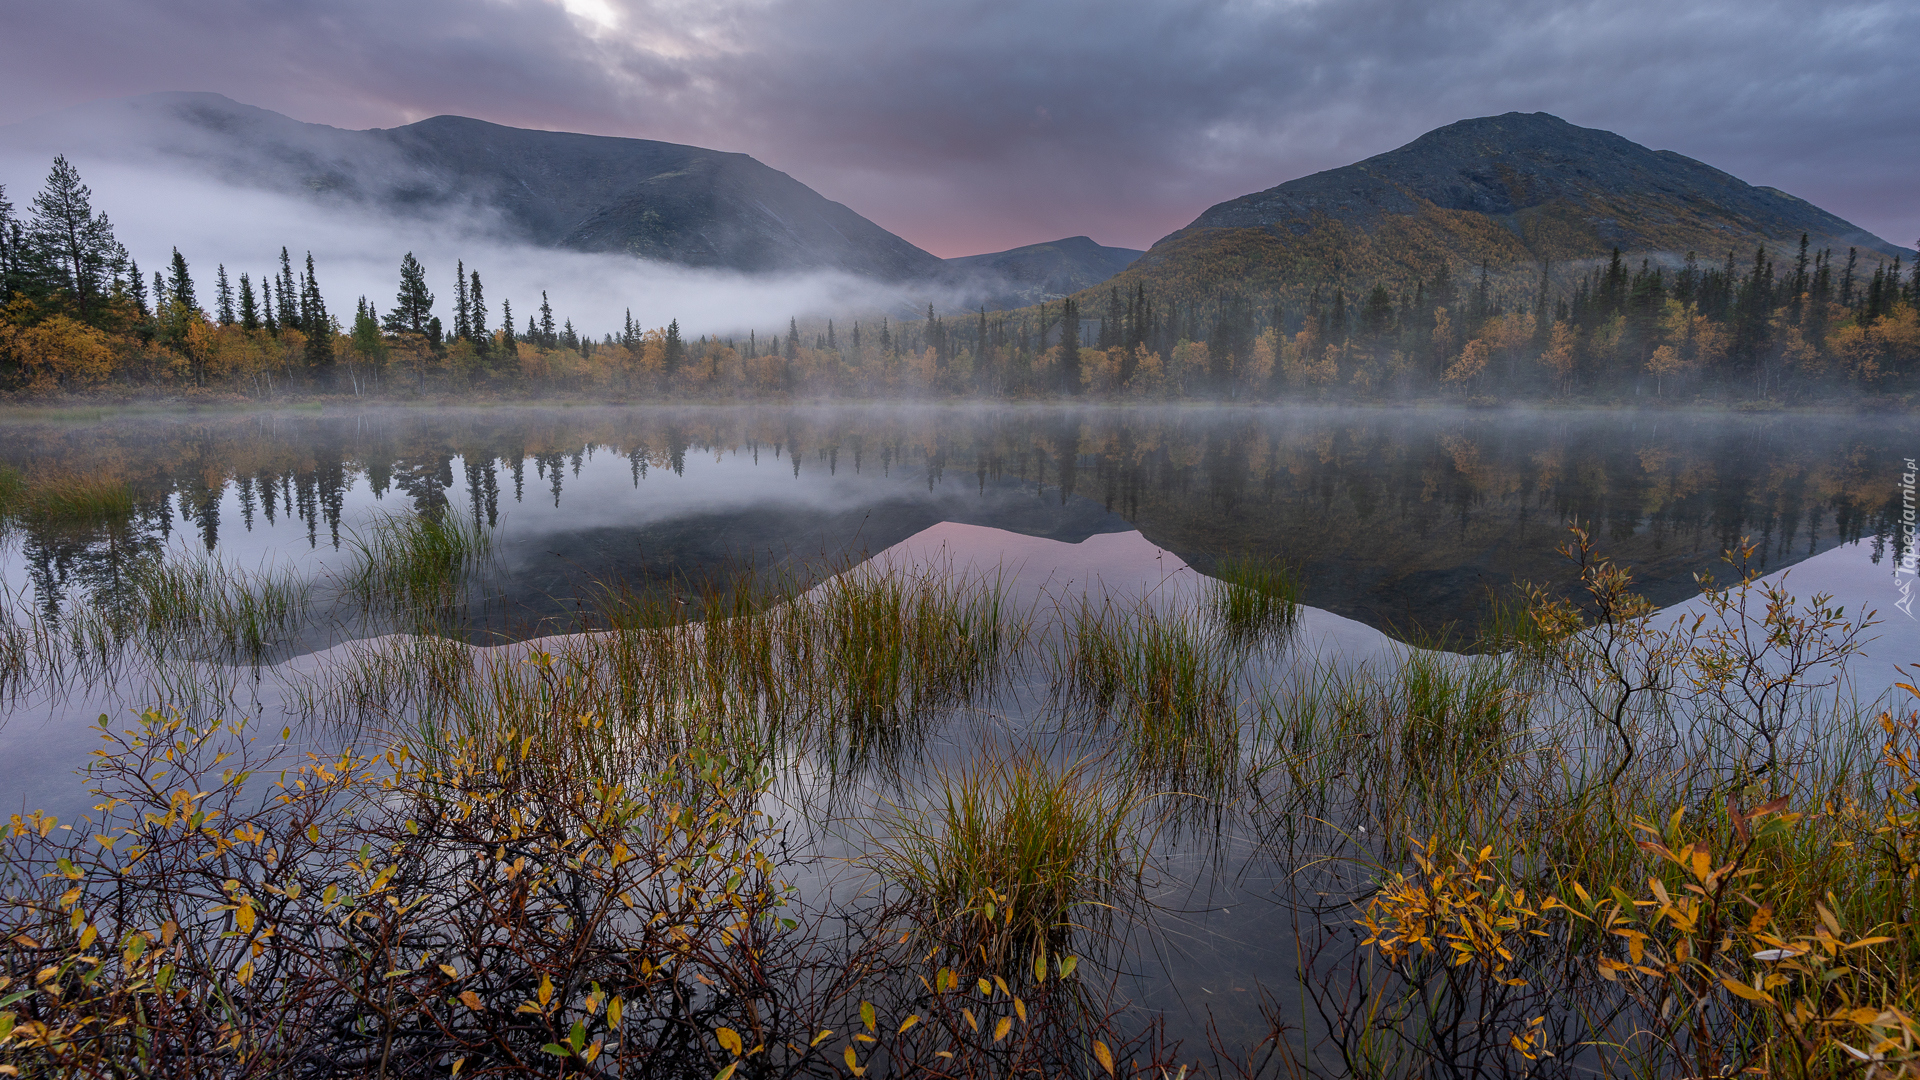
(1, 92), (947, 280)
(493, 478), (1130, 636)
(0, 406), (1906, 642)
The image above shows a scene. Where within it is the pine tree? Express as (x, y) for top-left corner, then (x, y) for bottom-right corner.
(301, 252), (333, 376)
(277, 248), (298, 331)
(238, 273), (259, 331)
(384, 252), (433, 334)
(127, 258), (147, 319)
(468, 270), (488, 354)
(454, 259), (470, 340)
(215, 263), (235, 325)
(167, 248), (197, 313)
(262, 276), (278, 334)
(786, 317), (800, 360)
(537, 292), (556, 347)
(27, 155), (125, 319)
(665, 318), (684, 373)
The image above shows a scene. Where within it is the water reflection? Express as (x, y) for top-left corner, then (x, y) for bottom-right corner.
(1, 404), (1908, 641)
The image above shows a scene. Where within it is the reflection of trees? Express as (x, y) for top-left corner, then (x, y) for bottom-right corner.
(0, 408), (1907, 631)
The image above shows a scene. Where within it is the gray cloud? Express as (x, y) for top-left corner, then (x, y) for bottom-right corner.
(2, 0), (1914, 256)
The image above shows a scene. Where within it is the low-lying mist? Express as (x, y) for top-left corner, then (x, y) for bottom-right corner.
(0, 150), (963, 339)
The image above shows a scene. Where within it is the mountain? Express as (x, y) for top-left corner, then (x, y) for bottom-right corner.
(0, 92), (947, 281)
(1100, 111), (1910, 309)
(943, 236), (1144, 309)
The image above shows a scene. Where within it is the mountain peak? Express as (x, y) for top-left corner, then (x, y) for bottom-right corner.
(1186, 112), (1903, 259)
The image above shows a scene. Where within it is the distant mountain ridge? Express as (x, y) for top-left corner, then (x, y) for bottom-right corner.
(942, 236), (1144, 309)
(0, 92), (948, 281)
(1104, 111), (1910, 309)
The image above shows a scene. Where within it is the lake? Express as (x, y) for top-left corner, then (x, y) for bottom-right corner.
(1, 402), (1914, 1073)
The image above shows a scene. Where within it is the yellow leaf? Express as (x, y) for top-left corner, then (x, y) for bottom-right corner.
(1015, 997), (1027, 1023)
(450, 1057), (465, 1077)
(439, 965), (459, 979)
(994, 1016), (1012, 1042)
(1094, 1039), (1116, 1076)
(1720, 977), (1775, 1004)
(809, 1029), (834, 1048)
(860, 1000), (876, 1032)
(962, 1008), (978, 1032)
(843, 1046), (863, 1077)
(459, 991), (483, 1011)
(714, 1063), (739, 1080)
(717, 1027), (743, 1056)
(897, 1014), (920, 1035)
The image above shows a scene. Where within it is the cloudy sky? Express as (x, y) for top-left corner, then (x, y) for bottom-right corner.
(1, 0), (1914, 258)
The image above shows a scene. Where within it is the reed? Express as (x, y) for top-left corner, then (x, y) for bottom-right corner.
(127, 552), (310, 662)
(783, 563), (1021, 760)
(1210, 553), (1302, 645)
(341, 508), (491, 620)
(867, 747), (1136, 966)
(1057, 596), (1242, 788)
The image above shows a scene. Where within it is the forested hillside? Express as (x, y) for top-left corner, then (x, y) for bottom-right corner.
(2, 146), (1915, 404)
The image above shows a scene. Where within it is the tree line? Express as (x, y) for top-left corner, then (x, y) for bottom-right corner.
(2, 155), (1915, 401)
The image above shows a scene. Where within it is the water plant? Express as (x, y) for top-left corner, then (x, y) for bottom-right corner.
(1209, 553), (1302, 646)
(1057, 596), (1242, 789)
(866, 748), (1137, 967)
(341, 508), (492, 620)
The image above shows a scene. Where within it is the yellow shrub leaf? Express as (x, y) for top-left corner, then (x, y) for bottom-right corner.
(1094, 1039), (1115, 1076)
(716, 1027), (743, 1056)
(1720, 977), (1775, 1004)
(994, 1016), (1012, 1042)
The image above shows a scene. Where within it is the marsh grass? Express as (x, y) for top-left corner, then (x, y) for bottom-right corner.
(127, 553), (310, 662)
(786, 563), (1021, 761)
(0, 470), (135, 527)
(1057, 596), (1243, 790)
(1210, 553), (1302, 647)
(342, 508), (491, 621)
(867, 747), (1138, 967)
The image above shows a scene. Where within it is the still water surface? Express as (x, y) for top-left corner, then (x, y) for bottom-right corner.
(1, 403), (1913, 1064)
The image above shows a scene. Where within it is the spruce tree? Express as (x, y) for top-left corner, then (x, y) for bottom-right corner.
(468, 270), (487, 353)
(238, 273), (259, 330)
(454, 259), (470, 340)
(786, 317), (800, 360)
(301, 252), (333, 377)
(262, 276), (278, 334)
(665, 319), (684, 373)
(215, 263), (235, 325)
(127, 258), (147, 318)
(167, 248), (198, 314)
(277, 247), (298, 331)
(538, 292), (555, 347)
(384, 252), (433, 334)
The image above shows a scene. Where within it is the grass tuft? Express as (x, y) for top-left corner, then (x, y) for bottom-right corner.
(1210, 553), (1302, 645)
(869, 748), (1135, 965)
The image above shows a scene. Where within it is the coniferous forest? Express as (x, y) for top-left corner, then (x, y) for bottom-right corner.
(3, 155), (1916, 405)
